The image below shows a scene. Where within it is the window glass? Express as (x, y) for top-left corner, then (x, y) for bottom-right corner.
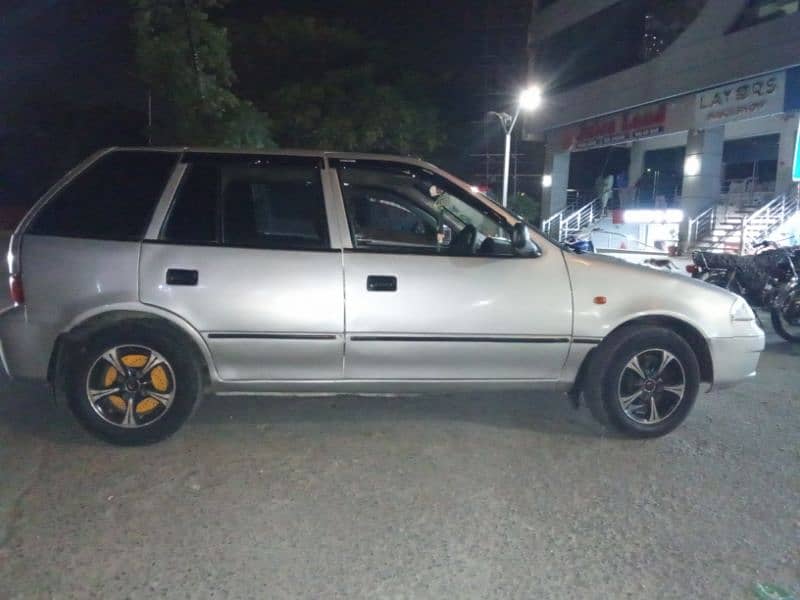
(534, 0), (705, 92)
(163, 164), (218, 244)
(28, 150), (176, 240)
(221, 165), (329, 250)
(338, 162), (513, 256)
(345, 187), (438, 248)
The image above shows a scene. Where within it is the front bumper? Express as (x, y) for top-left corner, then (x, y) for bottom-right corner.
(708, 333), (765, 390)
(0, 305), (56, 381)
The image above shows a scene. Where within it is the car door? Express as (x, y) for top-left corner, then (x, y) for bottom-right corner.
(333, 158), (572, 381)
(139, 153), (344, 381)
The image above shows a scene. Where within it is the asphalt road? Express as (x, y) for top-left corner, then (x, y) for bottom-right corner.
(0, 333), (797, 599)
(0, 233), (798, 598)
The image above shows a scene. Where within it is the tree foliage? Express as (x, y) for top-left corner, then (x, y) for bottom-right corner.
(131, 0), (274, 148)
(231, 15), (444, 155)
(507, 192), (541, 225)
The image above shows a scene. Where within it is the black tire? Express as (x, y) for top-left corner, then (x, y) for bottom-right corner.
(584, 325), (700, 438)
(771, 307), (800, 343)
(64, 321), (203, 445)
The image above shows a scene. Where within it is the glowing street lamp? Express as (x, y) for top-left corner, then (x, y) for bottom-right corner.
(489, 85), (544, 207)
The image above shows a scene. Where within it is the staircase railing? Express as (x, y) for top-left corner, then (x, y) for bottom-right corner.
(542, 198), (601, 242)
(687, 205), (715, 248)
(560, 198), (598, 241)
(740, 187), (800, 255)
(541, 210), (563, 239)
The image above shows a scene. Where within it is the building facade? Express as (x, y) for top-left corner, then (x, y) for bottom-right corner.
(525, 0), (800, 250)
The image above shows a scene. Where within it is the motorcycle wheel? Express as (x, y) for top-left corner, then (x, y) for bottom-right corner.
(771, 289), (800, 343)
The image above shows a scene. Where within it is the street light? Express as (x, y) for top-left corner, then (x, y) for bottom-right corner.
(489, 85), (543, 208)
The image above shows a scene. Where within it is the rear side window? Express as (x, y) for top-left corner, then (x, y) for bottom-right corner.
(222, 167), (329, 250)
(162, 157), (329, 250)
(28, 151), (177, 241)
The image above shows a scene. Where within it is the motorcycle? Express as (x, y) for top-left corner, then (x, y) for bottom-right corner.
(563, 233), (595, 254)
(688, 242), (800, 343)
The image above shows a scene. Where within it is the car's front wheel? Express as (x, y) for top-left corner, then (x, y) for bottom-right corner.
(65, 322), (202, 445)
(584, 325), (700, 438)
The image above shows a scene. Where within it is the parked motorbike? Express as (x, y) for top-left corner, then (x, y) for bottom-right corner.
(563, 233), (595, 254)
(688, 242), (800, 343)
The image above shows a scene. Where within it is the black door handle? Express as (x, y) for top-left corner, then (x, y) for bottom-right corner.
(166, 268), (198, 286)
(367, 275), (397, 292)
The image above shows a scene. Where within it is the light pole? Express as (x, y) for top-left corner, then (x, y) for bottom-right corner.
(489, 85), (543, 208)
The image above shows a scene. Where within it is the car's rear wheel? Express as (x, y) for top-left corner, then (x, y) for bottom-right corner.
(66, 323), (202, 445)
(584, 325), (700, 438)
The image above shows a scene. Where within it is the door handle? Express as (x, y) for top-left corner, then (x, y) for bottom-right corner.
(366, 275), (397, 292)
(166, 268), (198, 286)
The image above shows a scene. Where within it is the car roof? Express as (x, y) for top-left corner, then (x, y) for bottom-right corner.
(104, 146), (439, 170)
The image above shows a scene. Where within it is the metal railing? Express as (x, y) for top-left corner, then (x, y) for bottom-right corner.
(542, 198), (599, 242)
(687, 205), (715, 249)
(541, 211), (561, 239)
(740, 188), (800, 255)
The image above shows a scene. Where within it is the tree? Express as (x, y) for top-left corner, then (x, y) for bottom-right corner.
(131, 0), (274, 148)
(507, 192), (541, 226)
(230, 15), (444, 155)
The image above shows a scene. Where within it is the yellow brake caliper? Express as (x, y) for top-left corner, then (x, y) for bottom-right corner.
(104, 365), (127, 412)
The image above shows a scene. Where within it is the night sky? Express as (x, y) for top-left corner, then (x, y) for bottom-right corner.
(0, 0), (531, 206)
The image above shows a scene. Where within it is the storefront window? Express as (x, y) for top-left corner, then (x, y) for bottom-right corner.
(722, 134), (779, 192)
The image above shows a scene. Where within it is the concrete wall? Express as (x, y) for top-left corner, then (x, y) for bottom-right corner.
(526, 0), (800, 134)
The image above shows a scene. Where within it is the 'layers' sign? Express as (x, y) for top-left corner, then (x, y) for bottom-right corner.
(695, 72), (785, 127)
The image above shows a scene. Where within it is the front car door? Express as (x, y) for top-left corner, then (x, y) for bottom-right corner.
(332, 158), (572, 382)
(139, 153), (344, 381)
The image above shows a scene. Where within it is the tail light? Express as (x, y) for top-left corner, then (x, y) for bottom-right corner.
(685, 264), (699, 274)
(9, 274), (23, 305)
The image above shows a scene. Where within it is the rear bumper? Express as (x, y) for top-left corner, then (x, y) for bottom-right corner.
(708, 333), (765, 390)
(0, 305), (56, 381)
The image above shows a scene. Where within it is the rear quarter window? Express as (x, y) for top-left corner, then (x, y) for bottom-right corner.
(28, 150), (177, 241)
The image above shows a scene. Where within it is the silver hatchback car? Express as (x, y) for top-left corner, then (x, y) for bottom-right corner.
(2, 148), (764, 444)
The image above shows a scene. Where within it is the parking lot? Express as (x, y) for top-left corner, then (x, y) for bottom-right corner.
(0, 319), (797, 598)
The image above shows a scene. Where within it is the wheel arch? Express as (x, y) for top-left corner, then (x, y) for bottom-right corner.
(571, 315), (714, 399)
(605, 315), (713, 384)
(49, 308), (216, 399)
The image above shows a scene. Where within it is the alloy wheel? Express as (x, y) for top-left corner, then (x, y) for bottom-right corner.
(617, 348), (686, 425)
(85, 345), (176, 429)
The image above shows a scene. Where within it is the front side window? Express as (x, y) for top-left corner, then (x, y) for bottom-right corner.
(29, 150), (177, 241)
(337, 162), (512, 256)
(161, 156), (329, 250)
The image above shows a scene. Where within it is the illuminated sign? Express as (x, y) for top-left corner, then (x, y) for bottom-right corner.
(695, 72), (785, 127)
(567, 104), (667, 150)
(623, 209), (684, 224)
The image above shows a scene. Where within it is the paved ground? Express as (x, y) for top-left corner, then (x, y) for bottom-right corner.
(0, 232), (797, 599)
(0, 332), (797, 599)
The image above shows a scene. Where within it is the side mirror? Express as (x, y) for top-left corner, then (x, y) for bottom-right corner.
(512, 223), (541, 257)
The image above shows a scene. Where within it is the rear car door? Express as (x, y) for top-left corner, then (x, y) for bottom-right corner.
(334, 159), (572, 381)
(139, 153), (344, 381)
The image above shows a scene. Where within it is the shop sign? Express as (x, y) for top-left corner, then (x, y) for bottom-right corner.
(695, 72), (785, 127)
(564, 104), (668, 151)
